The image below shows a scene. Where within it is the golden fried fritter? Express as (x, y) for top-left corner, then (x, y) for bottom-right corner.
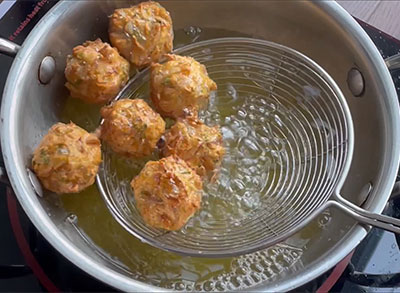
(131, 156), (202, 230)
(100, 99), (165, 157)
(109, 1), (173, 68)
(32, 122), (101, 194)
(150, 54), (217, 118)
(162, 116), (225, 177)
(65, 38), (130, 104)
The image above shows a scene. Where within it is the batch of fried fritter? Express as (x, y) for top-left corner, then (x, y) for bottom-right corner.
(31, 1), (225, 231)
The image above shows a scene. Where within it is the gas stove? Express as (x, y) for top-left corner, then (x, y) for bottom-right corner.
(0, 1), (400, 292)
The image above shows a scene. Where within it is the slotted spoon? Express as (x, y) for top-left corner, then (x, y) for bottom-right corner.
(97, 37), (400, 257)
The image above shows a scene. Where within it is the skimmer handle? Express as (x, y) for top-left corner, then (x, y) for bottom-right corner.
(331, 196), (400, 234)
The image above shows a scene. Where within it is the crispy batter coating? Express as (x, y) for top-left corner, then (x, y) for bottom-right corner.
(109, 1), (173, 68)
(100, 99), (165, 157)
(150, 54), (217, 118)
(162, 116), (225, 177)
(32, 122), (101, 194)
(131, 156), (202, 230)
(65, 39), (130, 104)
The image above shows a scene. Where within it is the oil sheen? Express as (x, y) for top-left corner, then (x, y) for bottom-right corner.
(58, 27), (332, 291)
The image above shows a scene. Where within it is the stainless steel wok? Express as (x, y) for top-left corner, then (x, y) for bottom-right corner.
(1, 1), (399, 291)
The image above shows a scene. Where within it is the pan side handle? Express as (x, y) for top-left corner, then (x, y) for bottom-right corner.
(385, 53), (400, 70)
(0, 38), (20, 57)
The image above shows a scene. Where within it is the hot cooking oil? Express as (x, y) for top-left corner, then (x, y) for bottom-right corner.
(58, 27), (329, 291)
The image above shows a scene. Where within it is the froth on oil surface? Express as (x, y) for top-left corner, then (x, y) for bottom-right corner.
(56, 27), (335, 291)
(61, 185), (328, 291)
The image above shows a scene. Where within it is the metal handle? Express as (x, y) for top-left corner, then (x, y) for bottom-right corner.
(385, 53), (400, 71)
(331, 196), (400, 234)
(0, 38), (16, 187)
(0, 37), (20, 57)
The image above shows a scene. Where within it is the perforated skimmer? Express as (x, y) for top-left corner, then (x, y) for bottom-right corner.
(96, 38), (400, 257)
